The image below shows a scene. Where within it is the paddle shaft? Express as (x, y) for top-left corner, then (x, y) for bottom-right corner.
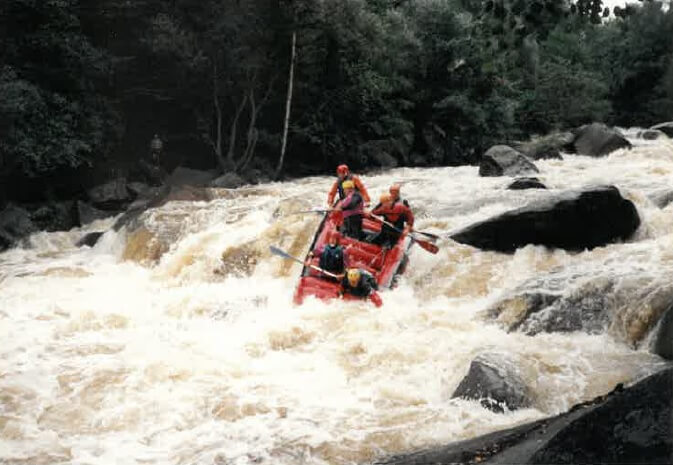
(367, 213), (439, 254)
(269, 246), (341, 279)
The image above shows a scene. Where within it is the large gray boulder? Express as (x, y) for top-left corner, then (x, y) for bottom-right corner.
(87, 178), (132, 211)
(653, 307), (673, 360)
(479, 145), (539, 177)
(30, 201), (79, 232)
(572, 123), (632, 157)
(650, 121), (673, 138)
(507, 177), (547, 190)
(167, 167), (218, 187)
(211, 172), (245, 188)
(452, 354), (532, 413)
(451, 185), (640, 252)
(515, 131), (573, 160)
(379, 368), (673, 465)
(76, 231), (104, 248)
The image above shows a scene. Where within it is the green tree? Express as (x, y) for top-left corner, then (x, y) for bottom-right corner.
(0, 0), (119, 183)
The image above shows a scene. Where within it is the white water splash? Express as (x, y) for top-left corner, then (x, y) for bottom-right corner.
(1, 135), (672, 465)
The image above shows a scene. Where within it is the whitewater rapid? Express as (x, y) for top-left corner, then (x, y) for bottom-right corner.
(2, 133), (672, 464)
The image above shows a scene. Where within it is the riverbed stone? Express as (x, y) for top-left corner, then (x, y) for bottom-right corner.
(479, 145), (539, 177)
(572, 123), (631, 157)
(451, 185), (640, 252)
(452, 353), (532, 413)
(379, 368), (673, 465)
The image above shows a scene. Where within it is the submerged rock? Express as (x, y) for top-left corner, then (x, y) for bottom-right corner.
(87, 178), (132, 211)
(572, 123), (632, 157)
(649, 189), (673, 208)
(507, 177), (546, 190)
(637, 129), (665, 140)
(451, 353), (532, 413)
(514, 131), (573, 160)
(479, 145), (539, 177)
(379, 368), (673, 465)
(451, 185), (640, 252)
(76, 231), (104, 248)
(488, 272), (673, 343)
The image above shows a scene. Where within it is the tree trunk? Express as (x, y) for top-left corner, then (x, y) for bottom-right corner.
(275, 29), (297, 180)
(213, 63), (225, 171)
(226, 94), (247, 170)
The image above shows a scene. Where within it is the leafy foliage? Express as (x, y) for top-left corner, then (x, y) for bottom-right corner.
(0, 0), (118, 179)
(1, 0), (671, 200)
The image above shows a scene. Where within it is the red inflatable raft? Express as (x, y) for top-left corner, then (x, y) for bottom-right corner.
(293, 210), (412, 306)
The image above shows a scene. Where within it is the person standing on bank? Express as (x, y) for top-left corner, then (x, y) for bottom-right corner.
(335, 180), (364, 239)
(327, 164), (371, 207)
(150, 134), (163, 167)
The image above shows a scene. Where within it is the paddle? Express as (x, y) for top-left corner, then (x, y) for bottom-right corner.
(269, 245), (342, 279)
(367, 214), (439, 254)
(291, 208), (333, 215)
(411, 229), (440, 242)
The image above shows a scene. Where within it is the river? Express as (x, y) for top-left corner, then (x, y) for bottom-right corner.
(1, 130), (672, 464)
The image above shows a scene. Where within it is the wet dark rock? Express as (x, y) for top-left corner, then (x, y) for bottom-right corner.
(0, 204), (36, 251)
(77, 201), (111, 225)
(487, 291), (562, 330)
(653, 307), (673, 360)
(112, 185), (210, 232)
(451, 185), (640, 252)
(87, 178), (132, 210)
(479, 145), (539, 177)
(76, 231), (104, 248)
(507, 177), (547, 190)
(638, 129), (665, 140)
(127, 182), (151, 198)
(167, 167), (218, 187)
(650, 121), (673, 138)
(30, 201), (79, 231)
(649, 189), (673, 208)
(452, 354), (532, 413)
(211, 172), (245, 188)
(378, 368), (673, 465)
(515, 132), (573, 160)
(572, 123), (632, 157)
(516, 279), (614, 335)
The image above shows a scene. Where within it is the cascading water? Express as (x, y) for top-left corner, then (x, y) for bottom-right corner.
(1, 132), (672, 465)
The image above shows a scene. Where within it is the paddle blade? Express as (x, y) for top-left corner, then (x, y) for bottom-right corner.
(415, 238), (439, 254)
(269, 245), (294, 261)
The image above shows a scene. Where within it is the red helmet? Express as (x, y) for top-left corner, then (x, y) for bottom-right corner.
(327, 230), (341, 243)
(336, 164), (349, 176)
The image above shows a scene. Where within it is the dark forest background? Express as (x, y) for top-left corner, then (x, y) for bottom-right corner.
(1, 0), (672, 203)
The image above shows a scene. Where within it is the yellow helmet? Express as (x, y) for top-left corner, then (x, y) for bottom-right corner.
(342, 180), (355, 190)
(379, 193), (392, 203)
(347, 268), (360, 285)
